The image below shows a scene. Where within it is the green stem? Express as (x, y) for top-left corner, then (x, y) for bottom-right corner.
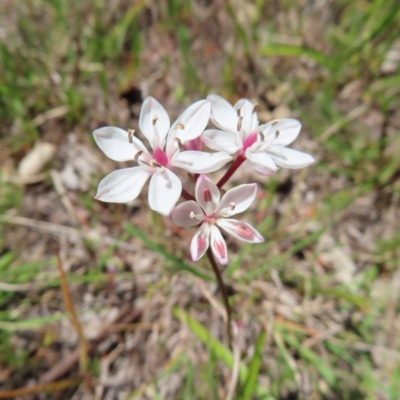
(206, 248), (233, 349)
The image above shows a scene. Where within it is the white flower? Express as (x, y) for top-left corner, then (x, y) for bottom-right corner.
(171, 174), (264, 265)
(203, 95), (315, 176)
(93, 97), (232, 216)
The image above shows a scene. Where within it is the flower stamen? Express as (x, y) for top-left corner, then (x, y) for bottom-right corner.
(149, 159), (163, 167)
(237, 116), (243, 132)
(174, 122), (185, 129)
(134, 150), (143, 161)
(174, 137), (184, 151)
(152, 116), (158, 125)
(128, 129), (135, 143)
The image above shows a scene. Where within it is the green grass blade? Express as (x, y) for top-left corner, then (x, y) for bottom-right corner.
(280, 331), (336, 387)
(241, 329), (266, 400)
(173, 307), (274, 399)
(123, 222), (214, 282)
(259, 44), (335, 70)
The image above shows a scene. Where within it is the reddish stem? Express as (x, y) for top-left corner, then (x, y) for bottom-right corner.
(217, 154), (246, 189)
(181, 188), (195, 201)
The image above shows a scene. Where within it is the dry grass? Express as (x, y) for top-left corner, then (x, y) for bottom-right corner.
(0, 0), (400, 399)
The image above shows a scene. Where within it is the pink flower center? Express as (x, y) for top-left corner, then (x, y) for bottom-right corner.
(197, 235), (206, 252)
(214, 240), (226, 259)
(235, 224), (254, 239)
(152, 147), (169, 167)
(242, 132), (258, 152)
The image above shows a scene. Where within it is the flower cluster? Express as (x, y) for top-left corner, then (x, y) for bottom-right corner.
(94, 95), (314, 265)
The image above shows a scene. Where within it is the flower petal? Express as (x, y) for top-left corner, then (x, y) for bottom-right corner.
(95, 167), (151, 203)
(268, 146), (315, 169)
(260, 118), (301, 146)
(93, 126), (148, 162)
(245, 150), (278, 176)
(190, 224), (210, 262)
(234, 99), (258, 135)
(208, 95), (238, 134)
(171, 201), (204, 227)
(139, 97), (170, 148)
(169, 99), (211, 144)
(210, 225), (228, 265)
(174, 151), (232, 173)
(195, 174), (220, 215)
(148, 169), (182, 216)
(203, 129), (240, 154)
(216, 218), (264, 243)
(217, 183), (257, 217)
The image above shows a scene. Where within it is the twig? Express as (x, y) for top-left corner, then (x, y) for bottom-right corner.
(32, 105), (69, 127)
(0, 214), (139, 252)
(206, 248), (233, 349)
(0, 282), (34, 292)
(196, 278), (226, 320)
(53, 242), (89, 375)
(40, 304), (141, 383)
(319, 103), (370, 141)
(0, 378), (82, 399)
(50, 169), (79, 226)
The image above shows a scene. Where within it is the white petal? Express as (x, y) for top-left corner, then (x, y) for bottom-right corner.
(93, 126), (148, 162)
(210, 225), (228, 265)
(139, 97), (170, 147)
(203, 129), (240, 154)
(208, 95), (238, 134)
(260, 118), (301, 146)
(246, 150), (278, 176)
(195, 174), (220, 215)
(190, 224), (210, 262)
(217, 183), (257, 217)
(171, 201), (204, 227)
(174, 151), (232, 174)
(148, 169), (182, 216)
(95, 167), (151, 203)
(217, 219), (264, 243)
(169, 99), (211, 144)
(268, 146), (315, 169)
(234, 99), (258, 135)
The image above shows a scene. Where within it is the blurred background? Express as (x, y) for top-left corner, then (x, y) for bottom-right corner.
(1, 0), (400, 399)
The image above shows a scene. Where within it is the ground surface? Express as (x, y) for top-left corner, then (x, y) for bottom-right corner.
(0, 0), (400, 399)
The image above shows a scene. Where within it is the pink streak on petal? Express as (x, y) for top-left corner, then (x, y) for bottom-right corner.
(242, 132), (258, 152)
(197, 234), (206, 253)
(152, 147), (169, 167)
(234, 224), (254, 239)
(203, 188), (212, 203)
(214, 240), (226, 259)
(183, 136), (204, 151)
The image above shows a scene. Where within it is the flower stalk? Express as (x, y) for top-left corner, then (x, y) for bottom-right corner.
(217, 154), (246, 189)
(206, 248), (233, 349)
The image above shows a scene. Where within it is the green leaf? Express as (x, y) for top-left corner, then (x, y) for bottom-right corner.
(241, 329), (266, 400)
